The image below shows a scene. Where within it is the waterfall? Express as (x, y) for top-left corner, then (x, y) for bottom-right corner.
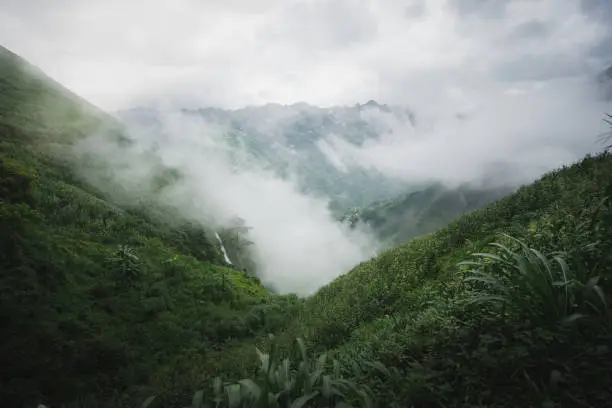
(215, 231), (232, 265)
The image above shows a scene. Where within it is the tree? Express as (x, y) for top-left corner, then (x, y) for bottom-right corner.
(219, 216), (257, 274)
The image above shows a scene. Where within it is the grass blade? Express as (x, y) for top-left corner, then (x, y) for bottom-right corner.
(141, 396), (156, 408)
(192, 390), (204, 408)
(290, 391), (320, 408)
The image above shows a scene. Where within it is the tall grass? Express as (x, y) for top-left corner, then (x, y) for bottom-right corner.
(599, 113), (612, 150)
(457, 233), (608, 325)
(142, 335), (393, 408)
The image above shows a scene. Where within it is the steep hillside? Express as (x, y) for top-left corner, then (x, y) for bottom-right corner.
(341, 183), (513, 246)
(290, 151), (612, 407)
(0, 45), (300, 407)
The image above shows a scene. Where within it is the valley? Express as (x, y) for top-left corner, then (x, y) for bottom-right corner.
(2, 43), (612, 408)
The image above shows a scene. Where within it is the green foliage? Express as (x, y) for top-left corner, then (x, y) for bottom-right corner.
(0, 45), (300, 407)
(149, 336), (393, 408)
(284, 151), (612, 407)
(343, 182), (511, 247)
(458, 234), (608, 325)
(600, 113), (612, 150)
(107, 244), (143, 284)
(218, 217), (258, 274)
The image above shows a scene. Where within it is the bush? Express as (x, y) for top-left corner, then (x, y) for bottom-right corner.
(458, 233), (608, 326)
(143, 336), (395, 408)
(106, 245), (143, 285)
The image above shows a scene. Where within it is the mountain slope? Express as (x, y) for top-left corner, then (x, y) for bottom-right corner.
(0, 45), (300, 407)
(342, 182), (513, 246)
(288, 151), (612, 406)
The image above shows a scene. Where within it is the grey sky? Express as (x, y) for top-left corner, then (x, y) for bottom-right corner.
(1, 0), (611, 110)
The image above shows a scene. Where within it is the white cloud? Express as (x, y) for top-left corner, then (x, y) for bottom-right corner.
(1, 0), (610, 110)
(319, 77), (611, 186)
(73, 111), (378, 295)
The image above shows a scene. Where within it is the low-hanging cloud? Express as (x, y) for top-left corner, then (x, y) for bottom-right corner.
(317, 78), (612, 188)
(73, 110), (379, 295)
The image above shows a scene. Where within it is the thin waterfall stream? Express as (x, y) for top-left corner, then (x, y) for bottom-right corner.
(215, 231), (232, 264)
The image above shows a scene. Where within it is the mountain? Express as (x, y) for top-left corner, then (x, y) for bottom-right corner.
(342, 182), (513, 246)
(2, 44), (612, 408)
(0, 45), (298, 406)
(116, 102), (417, 211)
(118, 103), (517, 248)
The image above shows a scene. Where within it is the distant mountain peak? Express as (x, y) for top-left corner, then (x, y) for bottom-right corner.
(358, 100), (391, 113)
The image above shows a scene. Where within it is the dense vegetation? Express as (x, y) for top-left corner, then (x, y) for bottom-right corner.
(2, 44), (612, 407)
(0, 46), (301, 407)
(293, 154), (612, 406)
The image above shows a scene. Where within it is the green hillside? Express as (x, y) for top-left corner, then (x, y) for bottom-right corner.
(341, 183), (513, 247)
(0, 45), (300, 407)
(2, 45), (612, 408)
(291, 152), (612, 406)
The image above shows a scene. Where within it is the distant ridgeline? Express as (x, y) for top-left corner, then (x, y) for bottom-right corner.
(116, 101), (417, 210)
(341, 182), (513, 246)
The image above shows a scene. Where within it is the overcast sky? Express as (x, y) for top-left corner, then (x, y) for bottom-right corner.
(5, 0), (611, 294)
(2, 0), (611, 110)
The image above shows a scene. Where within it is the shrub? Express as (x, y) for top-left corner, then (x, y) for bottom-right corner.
(107, 244), (142, 285)
(458, 233), (608, 326)
(142, 336), (394, 408)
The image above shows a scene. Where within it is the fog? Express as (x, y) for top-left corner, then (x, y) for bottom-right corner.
(74, 110), (379, 295)
(318, 78), (611, 187)
(71, 72), (610, 295)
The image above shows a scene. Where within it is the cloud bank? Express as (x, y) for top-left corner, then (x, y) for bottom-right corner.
(2, 0), (611, 110)
(317, 78), (611, 187)
(74, 111), (378, 295)
(4, 0), (610, 184)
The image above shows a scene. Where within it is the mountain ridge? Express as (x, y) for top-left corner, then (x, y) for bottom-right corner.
(342, 181), (514, 246)
(116, 102), (417, 210)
